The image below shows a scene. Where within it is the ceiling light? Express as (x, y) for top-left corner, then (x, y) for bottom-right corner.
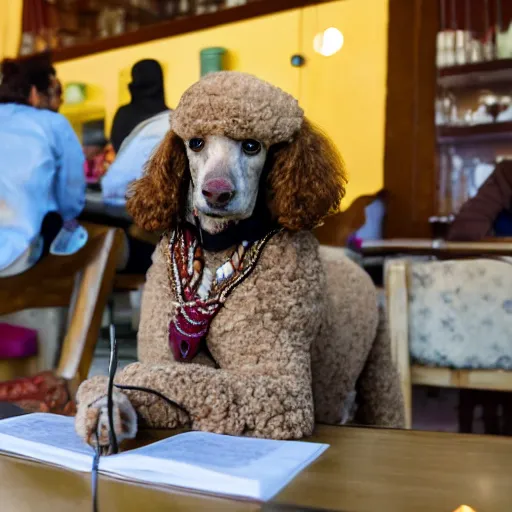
(313, 27), (344, 57)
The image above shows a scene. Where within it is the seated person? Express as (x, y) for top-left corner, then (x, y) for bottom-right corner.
(102, 112), (167, 273)
(0, 56), (86, 277)
(101, 110), (170, 206)
(43, 65), (63, 113)
(110, 59), (169, 153)
(448, 160), (512, 241)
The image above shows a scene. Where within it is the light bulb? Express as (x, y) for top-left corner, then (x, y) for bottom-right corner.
(313, 27), (344, 57)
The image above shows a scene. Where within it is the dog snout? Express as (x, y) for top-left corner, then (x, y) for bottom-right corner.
(202, 178), (235, 208)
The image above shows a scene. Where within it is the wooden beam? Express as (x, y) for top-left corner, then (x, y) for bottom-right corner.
(383, 0), (439, 238)
(51, 0), (337, 63)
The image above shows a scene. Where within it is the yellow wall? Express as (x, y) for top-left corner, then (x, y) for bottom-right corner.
(300, 0), (389, 206)
(56, 0), (388, 206)
(0, 1), (23, 60)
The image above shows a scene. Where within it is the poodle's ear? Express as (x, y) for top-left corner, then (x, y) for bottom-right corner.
(267, 118), (347, 231)
(127, 130), (188, 231)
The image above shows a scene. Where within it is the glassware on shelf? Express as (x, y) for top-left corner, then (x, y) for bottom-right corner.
(97, 7), (126, 38)
(482, 34), (496, 61)
(497, 22), (512, 58)
(496, 95), (512, 122)
(437, 147), (476, 215)
(482, 0), (496, 60)
(463, 109), (474, 124)
(474, 90), (499, 122)
(435, 98), (447, 126)
(435, 91), (457, 125)
(468, 38), (484, 63)
(455, 30), (471, 65)
(436, 30), (456, 68)
(179, 0), (190, 15)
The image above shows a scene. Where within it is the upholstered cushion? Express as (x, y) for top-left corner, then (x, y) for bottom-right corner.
(409, 258), (512, 369)
(0, 323), (38, 359)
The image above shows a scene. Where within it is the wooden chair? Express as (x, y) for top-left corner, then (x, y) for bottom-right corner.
(0, 223), (123, 386)
(106, 223), (154, 328)
(386, 249), (512, 430)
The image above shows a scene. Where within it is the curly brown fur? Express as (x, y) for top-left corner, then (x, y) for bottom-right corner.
(76, 73), (404, 449)
(171, 71), (303, 147)
(75, 234), (404, 448)
(268, 119), (347, 231)
(126, 130), (188, 231)
(127, 119), (345, 233)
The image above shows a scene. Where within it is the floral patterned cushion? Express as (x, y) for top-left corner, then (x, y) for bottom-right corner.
(409, 258), (512, 369)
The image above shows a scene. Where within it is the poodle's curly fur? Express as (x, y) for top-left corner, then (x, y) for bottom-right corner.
(76, 72), (404, 445)
(127, 72), (346, 233)
(171, 71), (304, 146)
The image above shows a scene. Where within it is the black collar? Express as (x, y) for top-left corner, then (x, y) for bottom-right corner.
(191, 214), (275, 252)
(190, 187), (276, 252)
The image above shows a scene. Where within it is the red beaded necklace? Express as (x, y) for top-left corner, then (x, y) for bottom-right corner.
(164, 224), (278, 362)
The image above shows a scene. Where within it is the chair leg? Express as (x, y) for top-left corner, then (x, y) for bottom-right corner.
(458, 389), (475, 434)
(483, 391), (501, 436)
(503, 393), (512, 436)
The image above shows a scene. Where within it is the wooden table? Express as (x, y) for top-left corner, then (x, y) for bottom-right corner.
(2, 425), (512, 512)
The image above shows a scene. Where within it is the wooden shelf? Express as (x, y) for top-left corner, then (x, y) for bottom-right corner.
(438, 121), (512, 145)
(46, 0), (333, 63)
(438, 59), (512, 88)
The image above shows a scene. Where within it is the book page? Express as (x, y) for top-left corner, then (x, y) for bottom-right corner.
(0, 413), (92, 455)
(103, 431), (329, 500)
(130, 432), (280, 469)
(0, 413), (93, 472)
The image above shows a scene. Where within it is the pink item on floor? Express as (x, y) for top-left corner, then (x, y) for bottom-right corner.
(0, 323), (38, 359)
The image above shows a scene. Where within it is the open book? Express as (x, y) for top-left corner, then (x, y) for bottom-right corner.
(0, 413), (328, 501)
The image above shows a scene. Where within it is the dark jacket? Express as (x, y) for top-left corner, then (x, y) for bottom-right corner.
(448, 160), (512, 241)
(110, 59), (168, 153)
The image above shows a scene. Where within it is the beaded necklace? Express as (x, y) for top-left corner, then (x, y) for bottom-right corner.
(164, 223), (278, 362)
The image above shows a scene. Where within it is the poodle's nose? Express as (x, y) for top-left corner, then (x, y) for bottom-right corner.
(202, 178), (235, 208)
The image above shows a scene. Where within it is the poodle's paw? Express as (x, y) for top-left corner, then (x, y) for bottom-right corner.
(82, 394), (137, 455)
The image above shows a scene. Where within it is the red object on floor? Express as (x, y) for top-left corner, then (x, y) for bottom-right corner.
(0, 372), (76, 416)
(0, 323), (38, 359)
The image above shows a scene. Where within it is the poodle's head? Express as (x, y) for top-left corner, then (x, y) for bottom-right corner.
(127, 71), (347, 234)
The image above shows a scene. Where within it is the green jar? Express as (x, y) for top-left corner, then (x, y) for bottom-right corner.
(200, 47), (227, 77)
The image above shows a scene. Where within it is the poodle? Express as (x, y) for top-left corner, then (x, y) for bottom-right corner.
(75, 72), (404, 452)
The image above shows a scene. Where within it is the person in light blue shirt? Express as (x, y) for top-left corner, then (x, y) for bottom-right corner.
(0, 57), (85, 275)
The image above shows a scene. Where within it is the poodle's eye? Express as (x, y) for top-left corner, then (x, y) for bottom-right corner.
(189, 138), (205, 152)
(241, 139), (261, 156)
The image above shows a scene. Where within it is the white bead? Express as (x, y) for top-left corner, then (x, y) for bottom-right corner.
(216, 267), (225, 282)
(198, 284), (209, 299)
(231, 252), (240, 268)
(222, 261), (234, 278)
(242, 241), (249, 247)
(203, 268), (213, 285)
